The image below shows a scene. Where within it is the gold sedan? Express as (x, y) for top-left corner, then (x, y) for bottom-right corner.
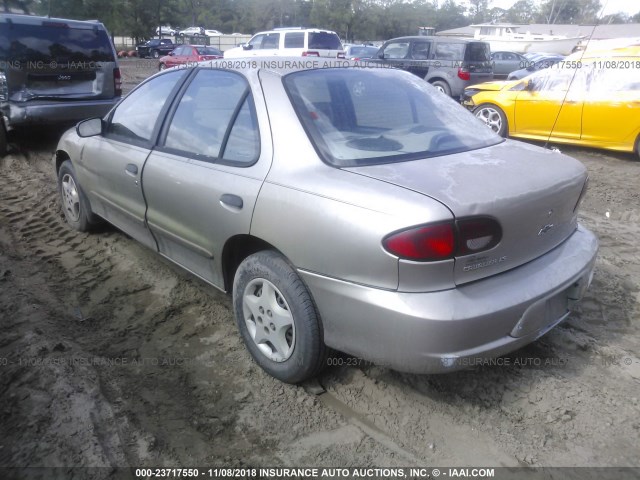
(461, 47), (640, 159)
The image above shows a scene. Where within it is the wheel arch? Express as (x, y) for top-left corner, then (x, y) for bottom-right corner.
(54, 150), (71, 174)
(221, 234), (282, 293)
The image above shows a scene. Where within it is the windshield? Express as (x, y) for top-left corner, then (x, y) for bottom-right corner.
(284, 68), (502, 167)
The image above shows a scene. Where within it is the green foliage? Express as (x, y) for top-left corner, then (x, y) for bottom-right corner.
(24, 0), (635, 42)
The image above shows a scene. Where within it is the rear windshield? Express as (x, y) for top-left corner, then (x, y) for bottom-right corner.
(465, 42), (491, 62)
(0, 22), (114, 65)
(284, 68), (502, 167)
(308, 32), (342, 50)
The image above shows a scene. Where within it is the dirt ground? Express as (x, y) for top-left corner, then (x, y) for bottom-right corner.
(0, 59), (639, 476)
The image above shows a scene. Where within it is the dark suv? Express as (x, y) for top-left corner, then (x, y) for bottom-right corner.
(136, 38), (176, 59)
(373, 36), (493, 98)
(0, 14), (121, 155)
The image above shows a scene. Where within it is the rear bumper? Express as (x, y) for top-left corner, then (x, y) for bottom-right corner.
(300, 225), (598, 374)
(2, 98), (119, 129)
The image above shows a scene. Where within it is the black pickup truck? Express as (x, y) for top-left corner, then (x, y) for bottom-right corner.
(136, 38), (176, 59)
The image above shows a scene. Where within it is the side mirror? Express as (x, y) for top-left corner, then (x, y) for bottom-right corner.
(524, 79), (536, 91)
(377, 51), (385, 59)
(76, 117), (103, 138)
(242, 43), (253, 51)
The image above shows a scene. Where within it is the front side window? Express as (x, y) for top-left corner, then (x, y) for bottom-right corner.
(261, 33), (280, 50)
(106, 69), (186, 144)
(248, 34), (265, 49)
(284, 68), (502, 167)
(162, 69), (259, 165)
(382, 42), (409, 59)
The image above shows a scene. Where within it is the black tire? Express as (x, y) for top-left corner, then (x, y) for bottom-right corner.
(233, 250), (327, 383)
(473, 103), (508, 137)
(0, 121), (7, 157)
(151, 49), (160, 59)
(635, 135), (640, 161)
(431, 80), (451, 96)
(57, 160), (99, 232)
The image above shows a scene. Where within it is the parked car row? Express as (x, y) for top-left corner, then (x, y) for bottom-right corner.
(155, 26), (224, 37)
(463, 46), (640, 158)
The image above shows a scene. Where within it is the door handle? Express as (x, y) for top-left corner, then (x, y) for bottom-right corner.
(125, 164), (138, 176)
(220, 193), (243, 210)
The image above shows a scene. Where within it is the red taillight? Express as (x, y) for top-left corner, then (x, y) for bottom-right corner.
(457, 67), (470, 81)
(383, 222), (455, 261)
(383, 217), (502, 262)
(302, 51), (320, 57)
(114, 67), (122, 96)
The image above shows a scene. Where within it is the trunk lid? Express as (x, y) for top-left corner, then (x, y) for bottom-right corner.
(346, 140), (587, 285)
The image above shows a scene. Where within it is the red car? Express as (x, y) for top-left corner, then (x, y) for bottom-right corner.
(158, 45), (223, 70)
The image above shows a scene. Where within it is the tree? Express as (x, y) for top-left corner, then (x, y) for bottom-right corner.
(505, 0), (539, 24)
(1, 0), (33, 13)
(538, 0), (602, 24)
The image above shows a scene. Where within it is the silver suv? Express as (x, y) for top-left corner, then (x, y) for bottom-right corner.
(0, 14), (121, 155)
(224, 27), (344, 58)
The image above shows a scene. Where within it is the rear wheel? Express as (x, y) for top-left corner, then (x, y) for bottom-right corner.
(474, 103), (508, 137)
(233, 250), (327, 383)
(431, 80), (451, 96)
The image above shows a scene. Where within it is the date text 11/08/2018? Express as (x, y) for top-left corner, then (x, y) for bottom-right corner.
(134, 467), (497, 478)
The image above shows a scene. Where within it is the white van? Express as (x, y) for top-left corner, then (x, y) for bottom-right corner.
(224, 27), (344, 58)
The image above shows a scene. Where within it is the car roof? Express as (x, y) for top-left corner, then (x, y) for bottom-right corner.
(253, 28), (339, 35)
(0, 13), (106, 29)
(385, 36), (487, 44)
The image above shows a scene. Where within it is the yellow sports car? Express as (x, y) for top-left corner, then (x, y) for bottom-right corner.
(461, 46), (640, 159)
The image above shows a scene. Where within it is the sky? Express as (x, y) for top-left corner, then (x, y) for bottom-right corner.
(476, 0), (639, 16)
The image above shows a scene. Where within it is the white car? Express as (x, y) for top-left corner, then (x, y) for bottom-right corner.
(204, 29), (222, 37)
(155, 25), (176, 36)
(179, 26), (204, 37)
(224, 27), (344, 58)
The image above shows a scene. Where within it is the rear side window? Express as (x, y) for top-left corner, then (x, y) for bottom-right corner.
(465, 43), (491, 62)
(284, 32), (304, 48)
(2, 22), (114, 64)
(434, 42), (464, 61)
(163, 69), (259, 165)
(196, 46), (222, 56)
(284, 68), (501, 167)
(308, 32), (342, 50)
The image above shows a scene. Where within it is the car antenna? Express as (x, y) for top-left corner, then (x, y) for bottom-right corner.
(543, 1), (609, 150)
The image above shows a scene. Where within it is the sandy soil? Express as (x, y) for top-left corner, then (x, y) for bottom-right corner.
(0, 60), (639, 476)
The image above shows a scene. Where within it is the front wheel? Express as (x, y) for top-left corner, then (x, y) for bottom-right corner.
(57, 160), (99, 232)
(151, 49), (160, 59)
(159, 63), (167, 71)
(474, 103), (508, 137)
(233, 250), (327, 383)
(0, 121), (7, 157)
(635, 135), (640, 161)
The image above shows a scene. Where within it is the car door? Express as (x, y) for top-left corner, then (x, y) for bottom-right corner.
(407, 40), (431, 77)
(74, 69), (188, 249)
(513, 66), (585, 139)
(167, 46), (188, 67)
(142, 68), (272, 288)
(581, 65), (640, 147)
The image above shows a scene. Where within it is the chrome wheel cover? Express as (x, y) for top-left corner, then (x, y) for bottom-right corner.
(242, 278), (295, 362)
(61, 173), (80, 222)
